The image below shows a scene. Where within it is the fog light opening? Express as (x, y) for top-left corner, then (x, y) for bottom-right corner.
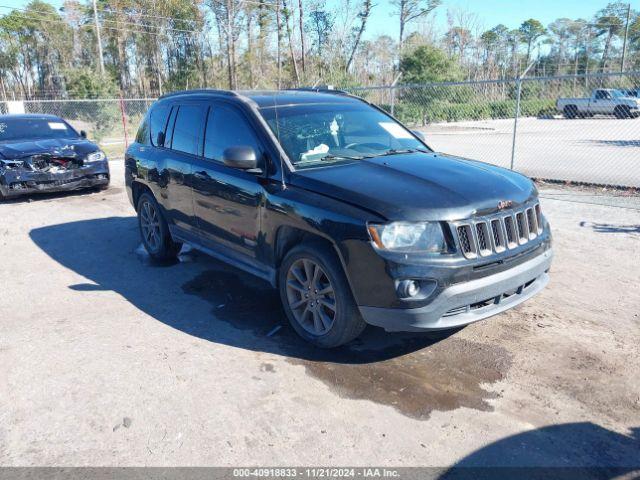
(398, 280), (420, 299)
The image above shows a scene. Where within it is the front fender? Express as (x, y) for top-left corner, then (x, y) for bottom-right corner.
(261, 185), (387, 306)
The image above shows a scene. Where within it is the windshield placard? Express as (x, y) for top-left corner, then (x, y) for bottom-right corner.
(379, 122), (413, 139)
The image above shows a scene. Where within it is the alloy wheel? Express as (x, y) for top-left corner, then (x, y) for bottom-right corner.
(140, 200), (161, 252)
(285, 258), (337, 336)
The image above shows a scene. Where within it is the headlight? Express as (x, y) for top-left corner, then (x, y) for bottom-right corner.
(367, 222), (446, 253)
(86, 150), (106, 162)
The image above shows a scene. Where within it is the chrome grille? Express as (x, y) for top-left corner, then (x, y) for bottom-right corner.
(516, 212), (527, 242)
(457, 225), (475, 257)
(504, 216), (517, 247)
(475, 222), (492, 256)
(490, 219), (506, 252)
(526, 207), (538, 239)
(453, 202), (544, 259)
(534, 204), (543, 234)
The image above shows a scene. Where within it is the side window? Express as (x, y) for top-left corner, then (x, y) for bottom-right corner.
(164, 106), (178, 147)
(171, 105), (207, 155)
(149, 104), (171, 146)
(203, 104), (262, 162)
(135, 114), (150, 145)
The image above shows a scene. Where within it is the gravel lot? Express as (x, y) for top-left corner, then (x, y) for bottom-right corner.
(421, 116), (640, 188)
(0, 160), (639, 468)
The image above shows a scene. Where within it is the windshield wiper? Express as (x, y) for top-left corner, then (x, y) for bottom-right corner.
(299, 150), (426, 166)
(369, 148), (430, 158)
(321, 154), (371, 161)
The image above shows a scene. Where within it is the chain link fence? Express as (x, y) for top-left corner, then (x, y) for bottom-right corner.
(3, 72), (639, 208)
(345, 71), (640, 209)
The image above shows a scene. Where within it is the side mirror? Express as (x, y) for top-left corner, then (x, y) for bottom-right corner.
(222, 146), (260, 172)
(412, 130), (426, 142)
(156, 131), (165, 147)
(80, 130), (87, 139)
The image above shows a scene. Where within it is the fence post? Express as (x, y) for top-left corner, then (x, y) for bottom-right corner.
(510, 78), (522, 171)
(390, 87), (395, 116)
(510, 61), (536, 171)
(390, 72), (402, 116)
(119, 94), (129, 149)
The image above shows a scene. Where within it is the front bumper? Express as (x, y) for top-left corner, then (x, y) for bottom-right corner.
(359, 248), (553, 332)
(0, 161), (110, 198)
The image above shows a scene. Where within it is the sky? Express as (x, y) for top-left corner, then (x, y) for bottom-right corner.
(0, 0), (637, 40)
(362, 0), (638, 40)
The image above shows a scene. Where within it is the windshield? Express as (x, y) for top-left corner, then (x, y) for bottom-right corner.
(0, 117), (79, 143)
(611, 90), (627, 98)
(259, 102), (428, 169)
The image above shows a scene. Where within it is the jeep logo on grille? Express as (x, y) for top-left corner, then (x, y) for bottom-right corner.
(497, 200), (513, 210)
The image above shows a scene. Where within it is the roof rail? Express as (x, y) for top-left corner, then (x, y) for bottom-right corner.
(158, 89), (239, 100)
(289, 86), (350, 95)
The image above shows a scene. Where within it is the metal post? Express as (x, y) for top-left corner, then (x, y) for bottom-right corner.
(390, 87), (395, 116)
(621, 3), (631, 73)
(390, 72), (402, 116)
(585, 27), (591, 90)
(119, 94), (129, 149)
(92, 0), (105, 76)
(510, 79), (522, 171)
(511, 60), (536, 171)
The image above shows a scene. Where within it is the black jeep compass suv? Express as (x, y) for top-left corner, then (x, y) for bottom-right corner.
(125, 89), (553, 348)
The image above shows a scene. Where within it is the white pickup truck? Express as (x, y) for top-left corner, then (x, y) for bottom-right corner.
(557, 89), (640, 119)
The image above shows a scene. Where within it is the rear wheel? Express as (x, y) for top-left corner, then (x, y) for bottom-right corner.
(563, 105), (578, 119)
(279, 243), (366, 348)
(137, 192), (181, 261)
(614, 105), (631, 119)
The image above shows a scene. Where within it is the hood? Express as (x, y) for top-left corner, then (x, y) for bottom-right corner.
(0, 137), (99, 160)
(290, 152), (537, 222)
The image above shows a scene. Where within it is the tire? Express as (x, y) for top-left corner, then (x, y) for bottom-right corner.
(137, 192), (182, 261)
(278, 242), (366, 348)
(614, 105), (631, 119)
(563, 105), (578, 119)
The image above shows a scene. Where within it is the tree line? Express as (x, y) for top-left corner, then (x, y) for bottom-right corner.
(0, 0), (638, 100)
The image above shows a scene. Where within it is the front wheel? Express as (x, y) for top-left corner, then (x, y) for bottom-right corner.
(563, 105), (578, 119)
(137, 192), (182, 261)
(279, 243), (366, 348)
(614, 105), (631, 119)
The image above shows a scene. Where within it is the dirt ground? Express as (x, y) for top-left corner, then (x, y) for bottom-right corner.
(0, 160), (639, 468)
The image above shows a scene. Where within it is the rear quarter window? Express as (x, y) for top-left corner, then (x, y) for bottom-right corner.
(149, 104), (171, 146)
(135, 114), (150, 145)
